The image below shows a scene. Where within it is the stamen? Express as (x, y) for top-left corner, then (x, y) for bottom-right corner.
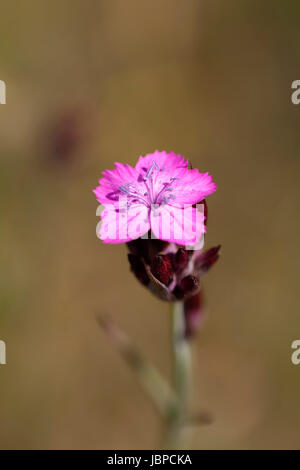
(118, 163), (178, 209)
(144, 161), (160, 203)
(154, 177), (179, 205)
(146, 160), (159, 179)
(119, 183), (149, 207)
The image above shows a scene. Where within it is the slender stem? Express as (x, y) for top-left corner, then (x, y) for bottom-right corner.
(166, 301), (191, 449)
(97, 310), (192, 449)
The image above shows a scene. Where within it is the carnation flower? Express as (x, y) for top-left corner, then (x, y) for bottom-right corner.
(93, 151), (221, 446)
(93, 150), (220, 337)
(93, 150), (216, 245)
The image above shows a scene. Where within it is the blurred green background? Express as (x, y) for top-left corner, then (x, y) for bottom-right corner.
(0, 0), (300, 449)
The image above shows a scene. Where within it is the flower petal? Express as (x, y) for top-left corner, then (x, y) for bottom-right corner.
(150, 204), (205, 246)
(93, 162), (139, 205)
(135, 150), (188, 174)
(156, 168), (217, 207)
(97, 203), (150, 243)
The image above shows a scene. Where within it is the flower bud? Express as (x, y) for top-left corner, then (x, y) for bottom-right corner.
(194, 245), (221, 274)
(180, 275), (199, 293)
(173, 247), (189, 273)
(127, 237), (169, 264)
(128, 254), (149, 286)
(151, 255), (173, 286)
(174, 275), (199, 299)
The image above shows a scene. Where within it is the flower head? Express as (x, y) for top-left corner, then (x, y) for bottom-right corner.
(93, 151), (220, 339)
(93, 151), (217, 246)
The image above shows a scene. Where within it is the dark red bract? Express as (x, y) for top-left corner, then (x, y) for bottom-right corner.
(127, 233), (220, 338)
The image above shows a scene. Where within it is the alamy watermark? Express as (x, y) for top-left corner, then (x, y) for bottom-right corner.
(96, 200), (205, 250)
(0, 79), (6, 366)
(291, 340), (300, 365)
(291, 80), (300, 105)
(0, 80), (6, 104)
(0, 340), (6, 365)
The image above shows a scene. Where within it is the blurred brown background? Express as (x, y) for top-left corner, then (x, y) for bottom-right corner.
(0, 0), (299, 449)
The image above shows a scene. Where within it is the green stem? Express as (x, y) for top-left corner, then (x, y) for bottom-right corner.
(166, 301), (191, 449)
(98, 310), (192, 449)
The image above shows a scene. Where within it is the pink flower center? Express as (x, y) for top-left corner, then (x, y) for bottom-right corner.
(119, 160), (178, 208)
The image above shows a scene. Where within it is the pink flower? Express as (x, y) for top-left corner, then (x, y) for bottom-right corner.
(93, 151), (217, 245)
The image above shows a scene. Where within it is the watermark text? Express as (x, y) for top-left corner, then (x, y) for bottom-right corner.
(0, 340), (6, 365)
(0, 80), (6, 104)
